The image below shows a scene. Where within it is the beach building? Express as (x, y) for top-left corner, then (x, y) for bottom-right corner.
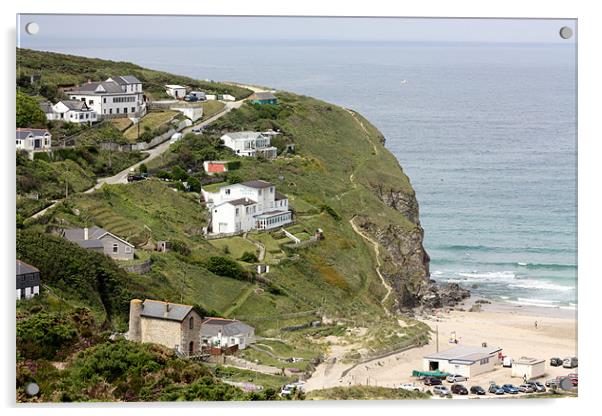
(16, 260), (40, 301)
(200, 317), (255, 350)
(423, 345), (502, 378)
(220, 131), (278, 158)
(511, 357), (546, 380)
(60, 226), (135, 261)
(203, 160), (229, 175)
(126, 299), (202, 356)
(203, 180), (292, 236)
(165, 84), (187, 99)
(68, 76), (145, 119)
(16, 128), (52, 157)
(249, 91), (277, 105)
(49, 100), (98, 124)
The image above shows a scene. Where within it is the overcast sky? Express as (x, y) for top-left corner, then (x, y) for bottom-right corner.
(18, 14), (576, 46)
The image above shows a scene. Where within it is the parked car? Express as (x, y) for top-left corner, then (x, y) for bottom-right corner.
(446, 374), (468, 383)
(280, 384), (296, 396)
(424, 377), (443, 386)
(399, 383), (424, 392)
(563, 357), (578, 369)
(567, 374), (578, 386)
(518, 384), (535, 393)
(191, 126), (203, 134)
(470, 385), (486, 395)
(550, 357), (563, 367)
(502, 384), (520, 394)
(545, 378), (560, 388)
(127, 174), (147, 182)
(488, 384), (505, 395)
(432, 385), (451, 397)
(451, 384), (468, 395)
(526, 380), (546, 392)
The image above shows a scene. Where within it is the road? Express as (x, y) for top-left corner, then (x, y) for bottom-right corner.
(30, 99), (243, 219)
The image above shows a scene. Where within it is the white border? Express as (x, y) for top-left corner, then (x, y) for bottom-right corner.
(3, 1), (600, 415)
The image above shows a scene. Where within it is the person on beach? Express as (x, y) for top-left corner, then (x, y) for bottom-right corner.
(534, 321), (538, 329)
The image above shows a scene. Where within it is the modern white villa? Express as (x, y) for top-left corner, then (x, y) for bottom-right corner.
(203, 180), (292, 235)
(68, 75), (146, 119)
(16, 128), (52, 155)
(220, 131), (278, 158)
(44, 100), (98, 124)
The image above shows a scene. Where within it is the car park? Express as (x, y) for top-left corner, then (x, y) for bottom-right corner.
(488, 384), (505, 395)
(451, 384), (468, 395)
(526, 381), (546, 392)
(446, 374), (468, 383)
(424, 377), (443, 386)
(502, 384), (519, 394)
(550, 357), (563, 367)
(470, 386), (486, 395)
(432, 386), (451, 397)
(518, 384), (535, 393)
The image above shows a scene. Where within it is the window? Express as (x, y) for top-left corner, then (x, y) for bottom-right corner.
(189, 317), (194, 329)
(103, 98), (107, 103)
(89, 99), (94, 105)
(270, 187), (274, 193)
(124, 107), (128, 113)
(235, 208), (239, 215)
(125, 246), (132, 253)
(225, 189), (230, 195)
(131, 107), (135, 113)
(480, 358), (490, 365)
(112, 243), (119, 254)
(258, 190), (262, 196)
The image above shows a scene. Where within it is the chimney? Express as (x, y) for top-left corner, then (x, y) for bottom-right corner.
(126, 299), (143, 342)
(84, 227), (88, 240)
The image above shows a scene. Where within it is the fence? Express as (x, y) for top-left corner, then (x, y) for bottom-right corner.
(119, 258), (152, 274)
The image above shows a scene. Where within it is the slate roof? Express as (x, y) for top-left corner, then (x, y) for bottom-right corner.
(59, 100), (89, 111)
(424, 345), (502, 364)
(201, 318), (254, 337)
(38, 101), (53, 113)
(16, 128), (50, 139)
(252, 92), (277, 100)
(16, 260), (39, 276)
(223, 131), (264, 141)
(71, 81), (124, 94)
(240, 180), (273, 189)
(140, 299), (194, 322)
(112, 75), (141, 85)
(226, 198), (257, 206)
(61, 226), (134, 248)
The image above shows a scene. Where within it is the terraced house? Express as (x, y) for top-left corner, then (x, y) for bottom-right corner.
(202, 180), (292, 236)
(68, 75), (146, 119)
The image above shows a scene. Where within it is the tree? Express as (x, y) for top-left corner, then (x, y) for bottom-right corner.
(205, 256), (244, 280)
(187, 177), (201, 192)
(16, 91), (46, 128)
(138, 163), (148, 174)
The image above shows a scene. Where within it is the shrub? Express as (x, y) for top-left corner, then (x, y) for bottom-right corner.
(239, 251), (258, 263)
(17, 91), (47, 128)
(320, 204), (341, 221)
(170, 239), (191, 256)
(17, 312), (78, 360)
(205, 256), (244, 280)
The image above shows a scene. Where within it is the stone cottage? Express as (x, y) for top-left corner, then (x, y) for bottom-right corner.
(60, 226), (135, 260)
(126, 299), (202, 356)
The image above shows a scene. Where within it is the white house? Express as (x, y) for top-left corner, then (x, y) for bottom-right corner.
(423, 345), (503, 378)
(220, 94), (236, 101)
(165, 84), (187, 99)
(220, 131), (278, 158)
(203, 180), (292, 235)
(51, 100), (98, 124)
(68, 75), (145, 119)
(511, 357), (546, 380)
(200, 318), (255, 350)
(16, 128), (52, 155)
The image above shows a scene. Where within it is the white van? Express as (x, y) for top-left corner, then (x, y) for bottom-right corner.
(169, 132), (183, 144)
(503, 356), (513, 368)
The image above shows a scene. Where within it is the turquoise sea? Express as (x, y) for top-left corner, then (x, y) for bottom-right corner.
(23, 38), (577, 309)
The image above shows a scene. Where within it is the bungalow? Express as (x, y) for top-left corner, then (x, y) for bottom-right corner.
(16, 128), (52, 155)
(50, 100), (98, 124)
(203, 180), (292, 235)
(127, 299), (202, 356)
(16, 260), (40, 300)
(60, 226), (135, 260)
(200, 317), (255, 350)
(249, 91), (277, 105)
(220, 131), (278, 159)
(68, 75), (145, 119)
(165, 84), (187, 99)
(423, 345), (503, 378)
(203, 160), (229, 175)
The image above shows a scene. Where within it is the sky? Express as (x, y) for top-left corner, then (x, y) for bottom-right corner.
(17, 14), (577, 47)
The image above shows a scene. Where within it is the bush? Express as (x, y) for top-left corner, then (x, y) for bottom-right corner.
(205, 256), (244, 280)
(226, 173), (242, 184)
(17, 91), (47, 128)
(17, 312), (78, 360)
(320, 204), (341, 221)
(239, 251), (258, 263)
(170, 239), (191, 256)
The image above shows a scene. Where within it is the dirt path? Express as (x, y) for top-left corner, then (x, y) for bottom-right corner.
(346, 109), (379, 155)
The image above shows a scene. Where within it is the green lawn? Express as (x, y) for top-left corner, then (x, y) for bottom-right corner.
(124, 111), (178, 141)
(201, 100), (226, 120)
(212, 366), (293, 390)
(202, 181), (227, 193)
(208, 236), (257, 260)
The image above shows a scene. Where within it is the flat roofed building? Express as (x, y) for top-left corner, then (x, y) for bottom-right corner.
(165, 84), (187, 99)
(423, 345), (503, 378)
(220, 131), (278, 159)
(511, 357), (546, 380)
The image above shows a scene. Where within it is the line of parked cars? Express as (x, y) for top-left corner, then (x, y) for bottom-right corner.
(550, 356), (578, 368)
(423, 374), (549, 397)
(545, 373), (578, 388)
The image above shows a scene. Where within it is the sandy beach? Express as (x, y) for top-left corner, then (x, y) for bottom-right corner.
(304, 299), (577, 393)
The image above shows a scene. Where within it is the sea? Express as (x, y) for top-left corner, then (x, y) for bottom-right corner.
(23, 38), (577, 310)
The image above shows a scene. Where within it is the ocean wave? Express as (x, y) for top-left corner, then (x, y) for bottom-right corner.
(506, 299), (560, 308)
(508, 279), (574, 292)
(456, 271), (516, 280)
(436, 244), (572, 254)
(516, 262), (576, 270)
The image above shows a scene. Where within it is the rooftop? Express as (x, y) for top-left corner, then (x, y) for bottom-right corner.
(140, 299), (194, 322)
(514, 357), (545, 365)
(16, 128), (50, 139)
(111, 75), (142, 85)
(201, 318), (254, 337)
(58, 100), (91, 111)
(240, 180), (273, 189)
(424, 345), (502, 363)
(61, 226), (134, 248)
(71, 80), (124, 95)
(226, 197), (257, 207)
(251, 92), (277, 100)
(165, 84), (186, 89)
(223, 131), (265, 141)
(16, 260), (39, 276)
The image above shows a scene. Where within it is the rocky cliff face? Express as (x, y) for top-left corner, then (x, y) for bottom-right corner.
(362, 181), (469, 311)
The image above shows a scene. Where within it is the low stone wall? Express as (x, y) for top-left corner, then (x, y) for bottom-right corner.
(98, 119), (191, 153)
(119, 258), (152, 274)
